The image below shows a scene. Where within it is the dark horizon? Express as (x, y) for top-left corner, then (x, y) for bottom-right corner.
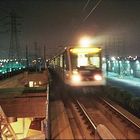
(0, 0), (140, 59)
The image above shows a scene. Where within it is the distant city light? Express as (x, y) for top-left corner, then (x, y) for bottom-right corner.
(136, 60), (139, 65)
(126, 61), (130, 64)
(111, 57), (116, 61)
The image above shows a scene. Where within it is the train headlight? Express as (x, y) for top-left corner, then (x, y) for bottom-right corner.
(72, 69), (78, 74)
(71, 74), (81, 83)
(94, 74), (102, 81)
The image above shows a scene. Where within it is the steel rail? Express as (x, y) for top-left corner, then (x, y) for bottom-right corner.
(76, 100), (97, 131)
(101, 98), (140, 130)
(75, 99), (116, 140)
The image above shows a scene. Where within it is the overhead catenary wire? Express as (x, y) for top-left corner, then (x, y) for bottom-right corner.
(83, 0), (91, 11)
(67, 0), (103, 45)
(83, 0), (103, 22)
(71, 0), (103, 31)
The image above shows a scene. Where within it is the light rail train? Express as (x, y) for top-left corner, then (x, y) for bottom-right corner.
(48, 41), (106, 87)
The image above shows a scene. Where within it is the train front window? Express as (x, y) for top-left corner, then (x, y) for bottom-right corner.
(70, 47), (101, 69)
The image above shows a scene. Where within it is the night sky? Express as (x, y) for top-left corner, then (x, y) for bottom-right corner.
(0, 0), (140, 59)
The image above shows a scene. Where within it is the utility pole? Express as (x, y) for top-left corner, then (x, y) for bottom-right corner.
(34, 42), (38, 72)
(44, 45), (46, 69)
(116, 36), (122, 76)
(104, 38), (109, 76)
(25, 45), (29, 70)
(34, 42), (42, 72)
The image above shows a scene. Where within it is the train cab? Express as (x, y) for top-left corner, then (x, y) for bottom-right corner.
(64, 46), (106, 86)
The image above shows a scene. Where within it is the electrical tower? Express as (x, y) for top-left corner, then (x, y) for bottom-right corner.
(8, 11), (22, 61)
(34, 42), (40, 71)
(25, 44), (29, 69)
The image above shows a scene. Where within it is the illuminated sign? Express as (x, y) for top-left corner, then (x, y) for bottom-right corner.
(70, 47), (101, 54)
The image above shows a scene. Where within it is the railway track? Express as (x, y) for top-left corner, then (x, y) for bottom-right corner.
(97, 97), (140, 138)
(60, 85), (140, 139)
(50, 77), (140, 139)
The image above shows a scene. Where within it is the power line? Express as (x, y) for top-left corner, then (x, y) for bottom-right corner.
(83, 0), (103, 22)
(69, 0), (103, 36)
(83, 0), (91, 11)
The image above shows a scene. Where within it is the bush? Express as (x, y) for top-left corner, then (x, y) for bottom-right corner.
(129, 97), (140, 112)
(106, 86), (140, 118)
(120, 91), (133, 106)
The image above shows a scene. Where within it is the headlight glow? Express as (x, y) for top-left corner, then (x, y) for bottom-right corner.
(79, 36), (91, 47)
(94, 74), (102, 81)
(71, 74), (81, 83)
(72, 70), (78, 74)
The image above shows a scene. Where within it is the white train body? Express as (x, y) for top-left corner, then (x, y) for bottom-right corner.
(49, 45), (106, 87)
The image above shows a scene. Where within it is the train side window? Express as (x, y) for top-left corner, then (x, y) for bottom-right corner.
(63, 51), (68, 70)
(60, 54), (63, 67)
(57, 57), (60, 66)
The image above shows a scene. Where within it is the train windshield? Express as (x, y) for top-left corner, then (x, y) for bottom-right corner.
(70, 47), (101, 69)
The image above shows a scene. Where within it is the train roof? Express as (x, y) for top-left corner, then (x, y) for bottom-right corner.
(65, 44), (102, 49)
(49, 44), (102, 60)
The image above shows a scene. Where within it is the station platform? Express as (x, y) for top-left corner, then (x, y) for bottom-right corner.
(107, 72), (140, 87)
(50, 100), (74, 139)
(0, 70), (48, 139)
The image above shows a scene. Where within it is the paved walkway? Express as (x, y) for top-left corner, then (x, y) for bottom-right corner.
(106, 72), (140, 87)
